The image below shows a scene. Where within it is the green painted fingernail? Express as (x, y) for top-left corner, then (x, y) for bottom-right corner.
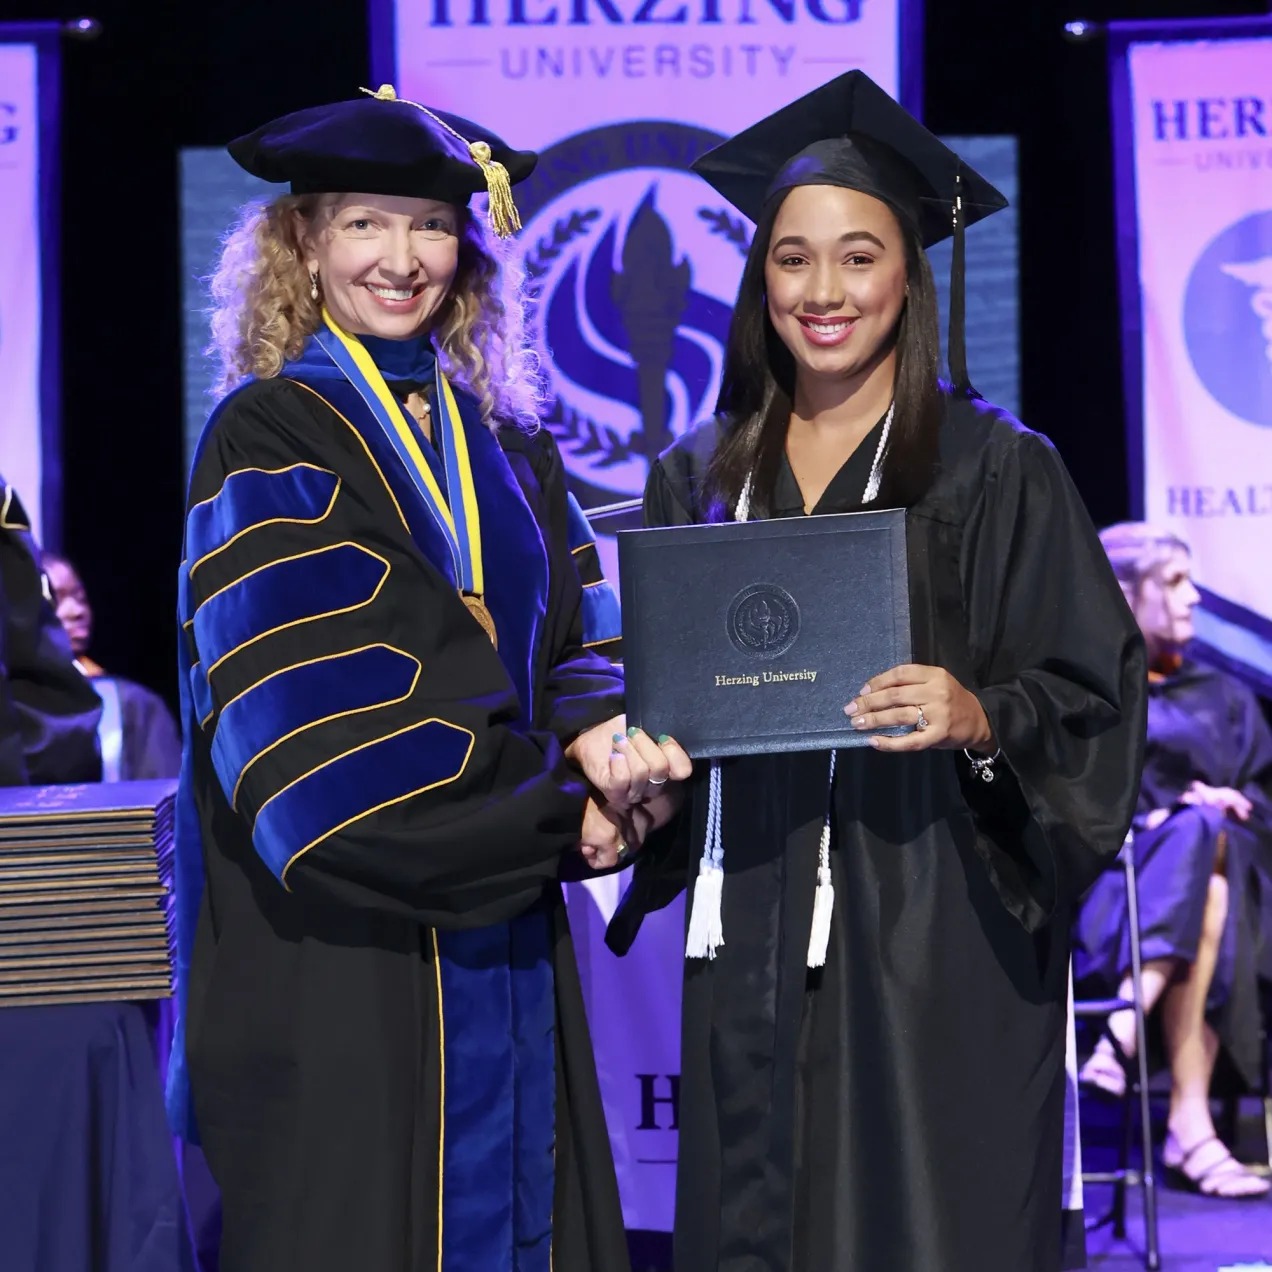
(657, 734), (671, 744)
(628, 726), (640, 737)
(612, 733), (625, 744)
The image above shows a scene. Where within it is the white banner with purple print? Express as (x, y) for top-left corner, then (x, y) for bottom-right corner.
(1113, 18), (1272, 691)
(0, 38), (45, 542)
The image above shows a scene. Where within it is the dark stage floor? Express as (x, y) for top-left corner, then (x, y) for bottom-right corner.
(1083, 1094), (1271, 1271)
(1086, 1183), (1272, 1270)
(1083, 1180), (1272, 1272)
(626, 1099), (1272, 1272)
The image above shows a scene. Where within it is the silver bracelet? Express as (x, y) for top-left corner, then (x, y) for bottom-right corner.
(964, 748), (1002, 783)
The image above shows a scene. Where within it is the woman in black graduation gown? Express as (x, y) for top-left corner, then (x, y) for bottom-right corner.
(1075, 523), (1270, 1198)
(169, 88), (685, 1272)
(608, 73), (1146, 1272)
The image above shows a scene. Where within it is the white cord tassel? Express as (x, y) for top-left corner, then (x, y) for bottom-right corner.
(686, 410), (882, 967)
(686, 762), (726, 959)
(684, 477), (753, 962)
(806, 750), (838, 967)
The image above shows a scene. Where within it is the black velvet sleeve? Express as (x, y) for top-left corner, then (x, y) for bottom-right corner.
(183, 381), (601, 927)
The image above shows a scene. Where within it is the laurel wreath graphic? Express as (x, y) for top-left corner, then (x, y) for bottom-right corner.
(523, 207), (636, 470)
(543, 397), (636, 468)
(698, 207), (753, 257)
(523, 208), (603, 292)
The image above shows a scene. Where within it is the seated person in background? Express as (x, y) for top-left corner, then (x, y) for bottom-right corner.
(43, 553), (181, 781)
(0, 480), (102, 786)
(1074, 522), (1271, 1199)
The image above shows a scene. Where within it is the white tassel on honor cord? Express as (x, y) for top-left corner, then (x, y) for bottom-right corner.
(685, 403), (894, 965)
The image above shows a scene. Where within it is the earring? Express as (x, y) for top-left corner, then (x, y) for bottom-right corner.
(309, 270), (319, 301)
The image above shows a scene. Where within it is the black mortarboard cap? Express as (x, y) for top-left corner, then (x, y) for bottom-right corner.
(692, 71), (1008, 396)
(228, 85), (536, 238)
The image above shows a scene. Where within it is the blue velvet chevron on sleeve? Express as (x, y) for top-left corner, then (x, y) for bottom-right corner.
(186, 460), (475, 886)
(564, 492), (621, 654)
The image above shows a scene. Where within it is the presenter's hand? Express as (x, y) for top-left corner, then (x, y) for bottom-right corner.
(578, 797), (653, 870)
(844, 664), (995, 753)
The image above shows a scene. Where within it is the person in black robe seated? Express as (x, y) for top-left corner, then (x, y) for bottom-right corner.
(607, 72), (1147, 1272)
(1075, 522), (1271, 1199)
(42, 553), (182, 782)
(0, 479), (102, 787)
(169, 87), (688, 1272)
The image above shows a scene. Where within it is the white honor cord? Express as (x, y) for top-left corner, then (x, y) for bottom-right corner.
(686, 403), (894, 965)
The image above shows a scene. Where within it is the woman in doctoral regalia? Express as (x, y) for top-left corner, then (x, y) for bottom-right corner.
(1076, 523), (1271, 1199)
(170, 86), (684, 1272)
(609, 72), (1147, 1272)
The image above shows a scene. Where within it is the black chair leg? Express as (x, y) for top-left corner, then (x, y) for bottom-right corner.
(1114, 1091), (1130, 1239)
(1124, 847), (1160, 1271)
(1076, 833), (1161, 1271)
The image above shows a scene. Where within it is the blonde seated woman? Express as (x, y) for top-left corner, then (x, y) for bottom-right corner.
(166, 89), (688, 1272)
(1075, 523), (1271, 1200)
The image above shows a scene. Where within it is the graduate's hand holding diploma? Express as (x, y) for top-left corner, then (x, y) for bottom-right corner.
(844, 664), (997, 754)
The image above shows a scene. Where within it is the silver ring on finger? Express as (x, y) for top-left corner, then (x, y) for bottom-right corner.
(915, 705), (929, 731)
(616, 841), (630, 860)
(647, 775), (668, 786)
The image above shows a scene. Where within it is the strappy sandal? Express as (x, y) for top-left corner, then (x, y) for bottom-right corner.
(1078, 1021), (1135, 1103)
(1162, 1133), (1271, 1199)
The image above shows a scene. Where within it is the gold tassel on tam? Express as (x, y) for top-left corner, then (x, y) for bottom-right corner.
(463, 140), (521, 238)
(360, 84), (523, 239)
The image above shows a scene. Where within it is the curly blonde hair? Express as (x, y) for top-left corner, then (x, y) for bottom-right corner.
(207, 194), (543, 430)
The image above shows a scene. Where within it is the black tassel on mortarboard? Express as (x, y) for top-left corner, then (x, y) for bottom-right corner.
(948, 166), (979, 400)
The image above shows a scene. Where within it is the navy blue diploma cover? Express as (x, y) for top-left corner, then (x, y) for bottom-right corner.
(618, 509), (911, 758)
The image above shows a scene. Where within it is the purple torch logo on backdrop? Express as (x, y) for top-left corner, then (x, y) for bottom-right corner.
(515, 121), (750, 509)
(1183, 210), (1272, 428)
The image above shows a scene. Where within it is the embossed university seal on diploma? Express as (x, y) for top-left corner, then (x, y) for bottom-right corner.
(618, 508), (911, 759)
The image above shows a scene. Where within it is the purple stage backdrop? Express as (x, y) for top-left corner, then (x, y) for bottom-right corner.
(1111, 17), (1272, 693)
(0, 26), (60, 548)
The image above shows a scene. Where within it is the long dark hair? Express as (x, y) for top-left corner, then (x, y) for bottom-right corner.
(702, 189), (943, 520)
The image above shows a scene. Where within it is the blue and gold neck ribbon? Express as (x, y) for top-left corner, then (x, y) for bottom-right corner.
(314, 311), (497, 645)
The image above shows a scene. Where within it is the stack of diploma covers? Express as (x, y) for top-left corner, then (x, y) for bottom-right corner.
(0, 780), (177, 1007)
(619, 509), (911, 757)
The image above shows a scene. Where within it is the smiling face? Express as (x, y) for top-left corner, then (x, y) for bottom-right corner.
(45, 558), (92, 655)
(763, 184), (910, 387)
(302, 193), (462, 340)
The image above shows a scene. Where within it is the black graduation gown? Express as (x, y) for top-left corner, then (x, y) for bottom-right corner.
(609, 395), (1147, 1272)
(177, 372), (628, 1272)
(0, 477), (102, 787)
(1074, 660), (1272, 1085)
